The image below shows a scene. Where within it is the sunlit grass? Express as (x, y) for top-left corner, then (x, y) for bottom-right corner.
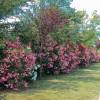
(1, 63), (100, 100)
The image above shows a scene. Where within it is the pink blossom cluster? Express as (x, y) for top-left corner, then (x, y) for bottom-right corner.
(90, 48), (100, 63)
(39, 8), (69, 35)
(59, 44), (80, 73)
(78, 44), (91, 67)
(5, 38), (21, 49)
(37, 39), (100, 75)
(78, 44), (100, 67)
(1, 38), (100, 89)
(0, 39), (36, 89)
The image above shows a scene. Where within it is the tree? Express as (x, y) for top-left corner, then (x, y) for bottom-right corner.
(77, 10), (99, 46)
(0, 0), (27, 18)
(11, 0), (75, 46)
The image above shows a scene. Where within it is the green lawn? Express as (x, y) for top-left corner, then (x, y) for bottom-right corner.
(1, 63), (100, 100)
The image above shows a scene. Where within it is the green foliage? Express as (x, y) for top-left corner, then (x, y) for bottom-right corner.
(14, 21), (39, 43)
(0, 0), (75, 45)
(0, 43), (6, 60)
(51, 11), (84, 44)
(0, 0), (27, 18)
(51, 28), (68, 44)
(78, 30), (97, 46)
(0, 0), (99, 48)
(39, 0), (73, 8)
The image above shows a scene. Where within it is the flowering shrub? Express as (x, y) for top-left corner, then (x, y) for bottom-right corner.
(37, 38), (100, 75)
(78, 44), (100, 67)
(0, 38), (36, 89)
(36, 36), (60, 75)
(78, 43), (91, 67)
(37, 38), (80, 75)
(59, 44), (80, 73)
(0, 37), (100, 90)
(90, 48), (100, 62)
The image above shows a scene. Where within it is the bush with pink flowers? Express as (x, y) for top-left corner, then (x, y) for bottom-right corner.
(36, 38), (100, 75)
(59, 43), (80, 73)
(0, 38), (36, 89)
(78, 44), (100, 67)
(1, 37), (100, 90)
(36, 39), (80, 75)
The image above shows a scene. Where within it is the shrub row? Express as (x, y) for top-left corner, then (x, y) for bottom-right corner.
(0, 38), (100, 89)
(37, 37), (100, 75)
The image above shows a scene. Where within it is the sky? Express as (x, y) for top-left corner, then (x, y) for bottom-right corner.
(71, 0), (100, 15)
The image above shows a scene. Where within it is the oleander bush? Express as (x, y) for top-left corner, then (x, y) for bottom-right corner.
(0, 38), (36, 89)
(0, 37), (100, 89)
(36, 37), (100, 75)
(1, 3), (100, 90)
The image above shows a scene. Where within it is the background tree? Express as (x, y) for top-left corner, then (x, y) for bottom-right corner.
(0, 0), (27, 18)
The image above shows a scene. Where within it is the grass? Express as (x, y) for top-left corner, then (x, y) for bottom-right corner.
(1, 63), (100, 100)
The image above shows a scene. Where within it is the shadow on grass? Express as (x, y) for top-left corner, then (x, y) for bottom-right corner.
(18, 63), (100, 94)
(0, 94), (6, 100)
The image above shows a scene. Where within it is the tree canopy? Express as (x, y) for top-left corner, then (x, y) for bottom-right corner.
(0, 0), (27, 18)
(0, 0), (100, 47)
